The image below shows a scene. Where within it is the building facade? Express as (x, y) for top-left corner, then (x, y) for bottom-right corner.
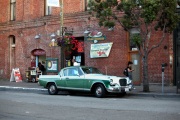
(0, 0), (176, 85)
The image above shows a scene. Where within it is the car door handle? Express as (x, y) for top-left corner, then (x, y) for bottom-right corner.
(65, 77), (69, 80)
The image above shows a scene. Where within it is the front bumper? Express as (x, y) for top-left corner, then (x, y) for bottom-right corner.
(107, 85), (132, 93)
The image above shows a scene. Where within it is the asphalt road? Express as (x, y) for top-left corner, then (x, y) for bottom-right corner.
(0, 91), (180, 120)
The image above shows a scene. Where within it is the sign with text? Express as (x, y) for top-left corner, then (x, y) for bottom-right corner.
(32, 49), (46, 56)
(90, 42), (113, 58)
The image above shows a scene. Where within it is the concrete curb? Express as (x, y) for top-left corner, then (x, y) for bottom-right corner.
(0, 86), (47, 92)
(0, 85), (180, 98)
(127, 92), (180, 98)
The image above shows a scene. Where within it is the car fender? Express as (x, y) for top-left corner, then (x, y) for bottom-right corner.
(90, 80), (110, 92)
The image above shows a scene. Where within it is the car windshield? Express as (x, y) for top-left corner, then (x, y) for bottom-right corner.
(82, 67), (102, 74)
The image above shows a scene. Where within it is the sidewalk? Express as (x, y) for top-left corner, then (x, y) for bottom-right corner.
(0, 80), (180, 98)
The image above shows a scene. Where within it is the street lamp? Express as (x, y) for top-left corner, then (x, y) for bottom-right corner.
(50, 33), (56, 47)
(34, 34), (41, 67)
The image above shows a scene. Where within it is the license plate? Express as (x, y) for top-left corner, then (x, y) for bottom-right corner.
(125, 88), (129, 91)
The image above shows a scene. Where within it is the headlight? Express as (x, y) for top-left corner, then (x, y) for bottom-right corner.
(110, 79), (116, 86)
(110, 79), (113, 85)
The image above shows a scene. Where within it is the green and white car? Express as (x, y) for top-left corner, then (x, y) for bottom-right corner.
(38, 66), (133, 98)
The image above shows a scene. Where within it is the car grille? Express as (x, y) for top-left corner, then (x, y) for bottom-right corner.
(119, 79), (127, 86)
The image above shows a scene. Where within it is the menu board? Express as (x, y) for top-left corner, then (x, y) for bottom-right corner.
(46, 58), (59, 73)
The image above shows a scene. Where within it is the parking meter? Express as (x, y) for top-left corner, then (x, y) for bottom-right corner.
(161, 63), (165, 72)
(161, 63), (167, 93)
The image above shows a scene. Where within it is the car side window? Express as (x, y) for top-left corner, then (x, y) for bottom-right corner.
(68, 68), (79, 76)
(63, 69), (68, 76)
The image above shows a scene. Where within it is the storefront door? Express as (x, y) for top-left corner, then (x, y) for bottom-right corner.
(130, 52), (141, 85)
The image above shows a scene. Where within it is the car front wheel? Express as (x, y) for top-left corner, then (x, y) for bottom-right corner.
(94, 84), (106, 98)
(48, 83), (58, 95)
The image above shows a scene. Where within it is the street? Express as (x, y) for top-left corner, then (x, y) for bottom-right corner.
(0, 91), (180, 120)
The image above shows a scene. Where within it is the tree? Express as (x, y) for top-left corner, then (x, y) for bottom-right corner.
(88, 0), (180, 92)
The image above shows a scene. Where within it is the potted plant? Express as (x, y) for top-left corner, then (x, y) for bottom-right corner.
(57, 35), (78, 60)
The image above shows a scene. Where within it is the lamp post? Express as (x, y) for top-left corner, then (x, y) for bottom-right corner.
(34, 34), (41, 67)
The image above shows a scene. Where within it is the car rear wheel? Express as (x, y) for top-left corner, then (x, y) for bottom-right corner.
(48, 83), (58, 95)
(32, 78), (36, 83)
(94, 84), (106, 98)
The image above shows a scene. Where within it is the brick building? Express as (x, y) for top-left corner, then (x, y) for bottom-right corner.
(0, 0), (177, 86)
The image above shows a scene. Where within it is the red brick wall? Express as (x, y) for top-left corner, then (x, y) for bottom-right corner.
(0, 0), (9, 23)
(147, 30), (172, 84)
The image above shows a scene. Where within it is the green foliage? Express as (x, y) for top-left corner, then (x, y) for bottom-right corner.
(89, 0), (180, 38)
(130, 34), (141, 49)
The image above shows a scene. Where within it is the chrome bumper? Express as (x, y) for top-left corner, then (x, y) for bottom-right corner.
(107, 85), (131, 93)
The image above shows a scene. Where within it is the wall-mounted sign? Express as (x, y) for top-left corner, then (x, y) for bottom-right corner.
(85, 30), (106, 41)
(32, 49), (46, 56)
(86, 36), (106, 41)
(90, 42), (113, 58)
(47, 0), (60, 7)
(46, 58), (59, 72)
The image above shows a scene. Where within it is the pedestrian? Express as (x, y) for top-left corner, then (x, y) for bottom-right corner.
(127, 61), (135, 89)
(38, 62), (46, 75)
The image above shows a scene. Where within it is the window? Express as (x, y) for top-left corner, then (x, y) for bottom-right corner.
(85, 0), (90, 11)
(129, 28), (140, 51)
(86, 0), (99, 11)
(10, 0), (16, 21)
(63, 69), (68, 76)
(45, 0), (52, 15)
(9, 35), (15, 48)
(68, 68), (79, 76)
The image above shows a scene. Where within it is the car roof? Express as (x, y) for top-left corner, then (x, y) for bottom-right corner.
(62, 66), (96, 69)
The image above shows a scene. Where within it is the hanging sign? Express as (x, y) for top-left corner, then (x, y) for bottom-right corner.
(10, 68), (22, 82)
(85, 30), (106, 41)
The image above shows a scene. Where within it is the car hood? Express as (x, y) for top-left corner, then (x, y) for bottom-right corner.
(84, 74), (128, 83)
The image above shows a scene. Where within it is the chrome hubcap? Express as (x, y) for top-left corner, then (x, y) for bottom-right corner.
(50, 86), (55, 93)
(96, 87), (102, 95)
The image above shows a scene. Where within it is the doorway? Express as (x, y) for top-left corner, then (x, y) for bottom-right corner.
(130, 52), (141, 85)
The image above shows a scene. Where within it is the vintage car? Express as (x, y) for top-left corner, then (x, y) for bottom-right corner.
(38, 66), (133, 98)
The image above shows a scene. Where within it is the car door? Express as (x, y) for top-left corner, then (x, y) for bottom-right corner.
(65, 68), (85, 90)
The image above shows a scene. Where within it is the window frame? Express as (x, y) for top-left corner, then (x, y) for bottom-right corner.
(10, 0), (16, 21)
(45, 0), (52, 16)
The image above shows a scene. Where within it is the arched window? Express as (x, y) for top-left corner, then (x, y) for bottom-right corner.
(9, 35), (16, 48)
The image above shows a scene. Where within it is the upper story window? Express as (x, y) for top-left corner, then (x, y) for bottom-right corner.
(86, 0), (101, 11)
(129, 28), (140, 51)
(85, 0), (90, 11)
(45, 0), (52, 15)
(10, 0), (16, 21)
